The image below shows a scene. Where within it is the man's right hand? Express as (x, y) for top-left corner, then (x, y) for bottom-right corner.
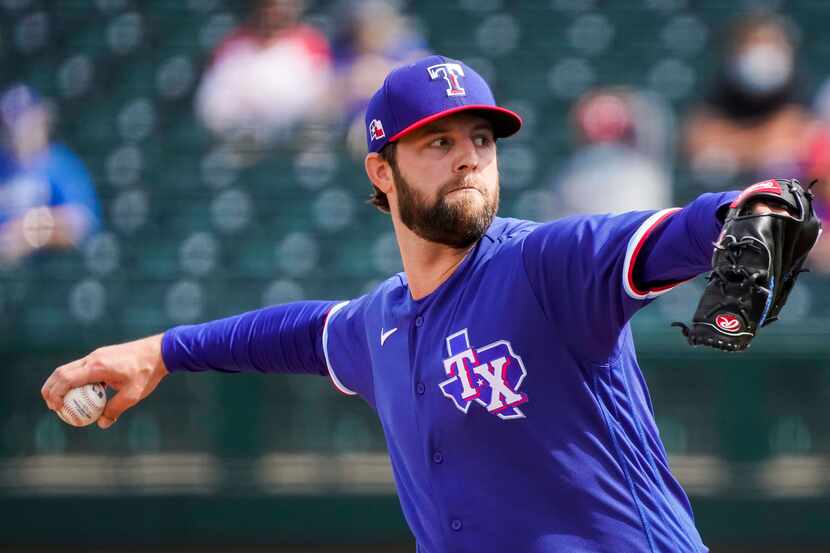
(41, 334), (169, 429)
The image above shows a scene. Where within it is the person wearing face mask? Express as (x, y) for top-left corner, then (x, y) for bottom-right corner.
(683, 13), (820, 189)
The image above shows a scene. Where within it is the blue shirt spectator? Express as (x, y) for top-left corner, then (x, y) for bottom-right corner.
(0, 84), (100, 262)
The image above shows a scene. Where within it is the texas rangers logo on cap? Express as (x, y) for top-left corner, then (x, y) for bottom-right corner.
(439, 329), (529, 420)
(427, 62), (466, 97)
(369, 119), (385, 141)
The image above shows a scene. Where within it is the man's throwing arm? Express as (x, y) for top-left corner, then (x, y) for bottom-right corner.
(41, 301), (344, 430)
(162, 301), (337, 375)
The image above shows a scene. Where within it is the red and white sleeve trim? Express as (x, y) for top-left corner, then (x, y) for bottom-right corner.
(322, 301), (358, 396)
(622, 207), (689, 301)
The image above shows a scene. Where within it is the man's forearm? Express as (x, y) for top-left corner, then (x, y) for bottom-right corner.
(635, 191), (741, 286)
(161, 301), (337, 376)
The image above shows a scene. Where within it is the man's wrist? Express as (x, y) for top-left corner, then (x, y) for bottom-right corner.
(751, 200), (792, 216)
(153, 332), (171, 375)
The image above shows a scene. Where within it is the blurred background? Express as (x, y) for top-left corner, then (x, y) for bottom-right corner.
(1, 0), (830, 551)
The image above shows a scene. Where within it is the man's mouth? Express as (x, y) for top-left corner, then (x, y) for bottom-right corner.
(447, 186), (480, 194)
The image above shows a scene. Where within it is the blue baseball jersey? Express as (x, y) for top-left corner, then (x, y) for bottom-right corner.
(320, 192), (737, 553)
(163, 191), (740, 552)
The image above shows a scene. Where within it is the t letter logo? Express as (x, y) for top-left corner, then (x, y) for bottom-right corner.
(427, 63), (466, 97)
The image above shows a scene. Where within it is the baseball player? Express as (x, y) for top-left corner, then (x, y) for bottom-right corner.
(41, 55), (820, 552)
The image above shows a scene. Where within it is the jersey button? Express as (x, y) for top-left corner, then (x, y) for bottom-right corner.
(415, 315), (424, 327)
(450, 519), (463, 531)
(416, 382), (426, 395)
(432, 451), (443, 464)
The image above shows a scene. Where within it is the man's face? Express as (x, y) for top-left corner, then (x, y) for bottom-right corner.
(389, 113), (499, 249)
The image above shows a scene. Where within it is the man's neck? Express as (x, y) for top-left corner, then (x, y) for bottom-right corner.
(392, 218), (475, 301)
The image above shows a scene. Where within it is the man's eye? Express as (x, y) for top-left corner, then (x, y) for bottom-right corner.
(430, 138), (450, 147)
(474, 135), (493, 146)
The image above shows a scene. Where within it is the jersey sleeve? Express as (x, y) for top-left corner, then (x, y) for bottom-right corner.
(162, 300), (334, 376)
(628, 190), (739, 297)
(162, 296), (376, 406)
(322, 296), (375, 406)
(521, 191), (738, 361)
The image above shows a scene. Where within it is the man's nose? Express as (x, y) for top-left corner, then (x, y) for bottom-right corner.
(453, 138), (480, 173)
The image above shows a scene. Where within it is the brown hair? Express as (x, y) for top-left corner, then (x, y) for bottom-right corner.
(369, 142), (397, 213)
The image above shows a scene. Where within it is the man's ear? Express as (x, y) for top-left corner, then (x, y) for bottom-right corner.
(365, 152), (394, 195)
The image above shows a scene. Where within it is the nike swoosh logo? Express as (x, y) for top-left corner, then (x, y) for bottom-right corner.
(380, 327), (399, 346)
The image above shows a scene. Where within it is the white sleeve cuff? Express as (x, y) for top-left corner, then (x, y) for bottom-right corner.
(622, 208), (689, 300)
(322, 301), (358, 396)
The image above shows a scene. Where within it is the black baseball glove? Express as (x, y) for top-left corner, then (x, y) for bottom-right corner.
(673, 178), (822, 351)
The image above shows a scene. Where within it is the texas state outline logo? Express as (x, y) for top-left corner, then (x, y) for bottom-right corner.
(439, 329), (529, 420)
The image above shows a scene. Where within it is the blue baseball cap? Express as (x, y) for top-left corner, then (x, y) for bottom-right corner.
(0, 83), (43, 129)
(365, 55), (522, 153)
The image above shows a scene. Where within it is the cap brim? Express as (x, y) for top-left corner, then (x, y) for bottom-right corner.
(387, 105), (522, 144)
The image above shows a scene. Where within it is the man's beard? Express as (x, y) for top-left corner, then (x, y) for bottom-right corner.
(392, 164), (498, 249)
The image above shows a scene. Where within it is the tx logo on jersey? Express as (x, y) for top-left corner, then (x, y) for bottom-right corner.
(427, 63), (466, 97)
(439, 329), (528, 420)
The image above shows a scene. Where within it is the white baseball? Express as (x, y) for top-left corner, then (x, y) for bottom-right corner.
(57, 383), (108, 427)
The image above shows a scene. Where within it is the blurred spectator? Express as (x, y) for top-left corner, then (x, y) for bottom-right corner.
(329, 0), (428, 155)
(547, 87), (673, 217)
(814, 75), (830, 123)
(0, 84), (100, 264)
(802, 129), (830, 272)
(195, 0), (331, 149)
(683, 13), (817, 188)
